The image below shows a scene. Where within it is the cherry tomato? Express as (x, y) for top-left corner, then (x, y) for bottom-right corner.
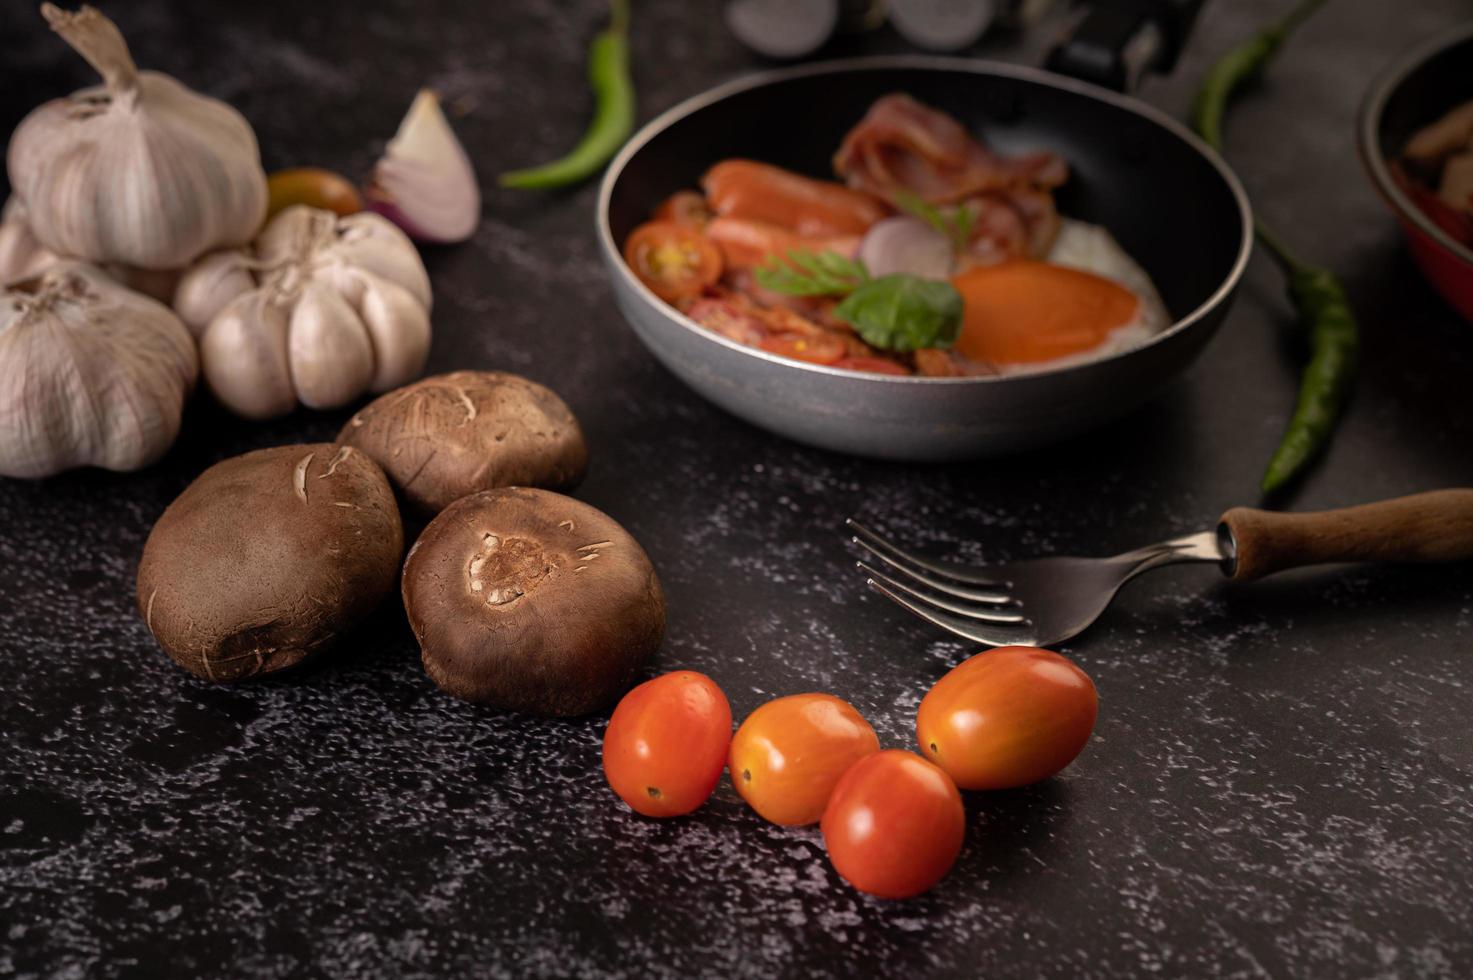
(917, 646), (1097, 790)
(603, 671), (732, 818)
(623, 221), (723, 304)
(821, 750), (965, 899)
(653, 190), (712, 227)
(729, 693), (880, 826)
(759, 332), (847, 366)
(833, 356), (910, 376)
(265, 167), (363, 221)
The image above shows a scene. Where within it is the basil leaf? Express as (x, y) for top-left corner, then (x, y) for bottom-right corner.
(753, 250), (869, 296)
(833, 274), (963, 352)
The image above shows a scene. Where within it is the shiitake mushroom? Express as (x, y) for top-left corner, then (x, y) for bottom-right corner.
(337, 370), (588, 515)
(402, 487), (665, 716)
(137, 444), (403, 682)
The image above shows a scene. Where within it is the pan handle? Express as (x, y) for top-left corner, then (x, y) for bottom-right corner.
(1044, 0), (1207, 92)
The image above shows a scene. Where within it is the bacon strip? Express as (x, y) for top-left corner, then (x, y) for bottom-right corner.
(833, 94), (1067, 205)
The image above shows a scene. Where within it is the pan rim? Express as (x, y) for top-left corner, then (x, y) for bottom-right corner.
(596, 54), (1254, 386)
(1358, 22), (1473, 270)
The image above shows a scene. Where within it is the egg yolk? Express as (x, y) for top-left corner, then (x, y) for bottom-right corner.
(951, 261), (1141, 365)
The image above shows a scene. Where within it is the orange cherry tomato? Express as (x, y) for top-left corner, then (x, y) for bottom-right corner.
(702, 159), (888, 237)
(833, 355), (910, 375)
(653, 190), (712, 227)
(603, 671), (733, 818)
(265, 167), (363, 221)
(917, 646), (1097, 790)
(729, 693), (880, 826)
(759, 332), (847, 366)
(821, 750), (965, 899)
(623, 221), (724, 304)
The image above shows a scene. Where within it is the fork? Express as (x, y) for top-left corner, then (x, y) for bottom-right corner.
(848, 489), (1473, 647)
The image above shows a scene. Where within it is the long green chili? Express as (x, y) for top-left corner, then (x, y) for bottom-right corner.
(1191, 0), (1359, 496)
(500, 0), (635, 189)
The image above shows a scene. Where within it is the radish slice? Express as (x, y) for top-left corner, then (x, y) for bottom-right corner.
(366, 90), (481, 244)
(857, 216), (954, 280)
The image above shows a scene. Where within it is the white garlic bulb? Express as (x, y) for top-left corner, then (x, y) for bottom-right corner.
(174, 205), (433, 419)
(7, 4), (268, 271)
(0, 262), (198, 478)
(0, 197), (181, 303)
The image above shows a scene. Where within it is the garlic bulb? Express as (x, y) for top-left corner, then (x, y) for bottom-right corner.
(174, 205), (433, 419)
(7, 4), (268, 270)
(0, 197), (181, 302)
(0, 262), (197, 478)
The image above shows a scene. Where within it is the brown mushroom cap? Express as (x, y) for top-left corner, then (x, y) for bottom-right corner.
(337, 370), (588, 515)
(136, 443), (403, 682)
(402, 487), (665, 716)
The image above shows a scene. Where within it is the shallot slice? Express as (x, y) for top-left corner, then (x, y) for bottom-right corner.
(366, 90), (481, 244)
(857, 216), (955, 280)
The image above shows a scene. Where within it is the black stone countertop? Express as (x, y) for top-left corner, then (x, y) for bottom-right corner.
(3, 1), (1472, 977)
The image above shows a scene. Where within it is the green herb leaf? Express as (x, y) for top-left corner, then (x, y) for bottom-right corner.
(753, 250), (870, 296)
(893, 190), (972, 254)
(833, 275), (964, 352)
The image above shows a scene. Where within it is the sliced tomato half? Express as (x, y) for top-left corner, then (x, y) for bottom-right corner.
(624, 221), (723, 303)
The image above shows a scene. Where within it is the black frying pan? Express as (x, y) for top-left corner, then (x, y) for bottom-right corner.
(595, 7), (1251, 459)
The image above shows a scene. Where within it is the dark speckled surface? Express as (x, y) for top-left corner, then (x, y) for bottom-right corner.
(3, 1), (1473, 977)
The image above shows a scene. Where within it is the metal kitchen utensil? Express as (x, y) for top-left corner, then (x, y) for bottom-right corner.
(850, 489), (1473, 646)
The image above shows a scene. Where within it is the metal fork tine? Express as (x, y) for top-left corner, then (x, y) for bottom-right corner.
(850, 534), (1016, 605)
(858, 563), (1028, 624)
(846, 519), (1009, 588)
(864, 577), (1036, 648)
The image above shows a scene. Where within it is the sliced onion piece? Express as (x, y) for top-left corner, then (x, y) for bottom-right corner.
(366, 90), (481, 244)
(856, 216), (954, 280)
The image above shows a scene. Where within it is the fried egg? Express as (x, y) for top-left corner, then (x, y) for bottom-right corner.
(952, 219), (1170, 375)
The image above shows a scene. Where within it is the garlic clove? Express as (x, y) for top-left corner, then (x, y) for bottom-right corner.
(365, 89), (481, 244)
(288, 281), (375, 409)
(349, 271), (432, 392)
(200, 290), (297, 419)
(173, 250), (256, 337)
(331, 212), (433, 310)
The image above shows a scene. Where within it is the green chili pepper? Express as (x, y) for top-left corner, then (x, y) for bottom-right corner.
(499, 0), (634, 189)
(1192, 0), (1358, 496)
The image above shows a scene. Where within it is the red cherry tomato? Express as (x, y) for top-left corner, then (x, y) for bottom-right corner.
(821, 750), (965, 899)
(623, 221), (723, 304)
(832, 356), (910, 375)
(728, 693), (880, 825)
(653, 190), (712, 228)
(759, 332), (847, 366)
(603, 671), (732, 817)
(917, 646), (1097, 790)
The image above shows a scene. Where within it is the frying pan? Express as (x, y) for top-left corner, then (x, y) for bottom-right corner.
(596, 53), (1251, 459)
(1360, 23), (1473, 324)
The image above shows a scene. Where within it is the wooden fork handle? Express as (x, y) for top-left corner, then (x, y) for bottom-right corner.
(1219, 489), (1473, 582)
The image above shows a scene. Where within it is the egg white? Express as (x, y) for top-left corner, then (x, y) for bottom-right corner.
(991, 219), (1171, 375)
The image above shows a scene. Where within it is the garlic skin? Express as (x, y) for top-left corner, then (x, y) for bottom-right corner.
(7, 5), (268, 271)
(0, 198), (59, 283)
(0, 197), (182, 302)
(174, 205), (433, 419)
(0, 262), (198, 478)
